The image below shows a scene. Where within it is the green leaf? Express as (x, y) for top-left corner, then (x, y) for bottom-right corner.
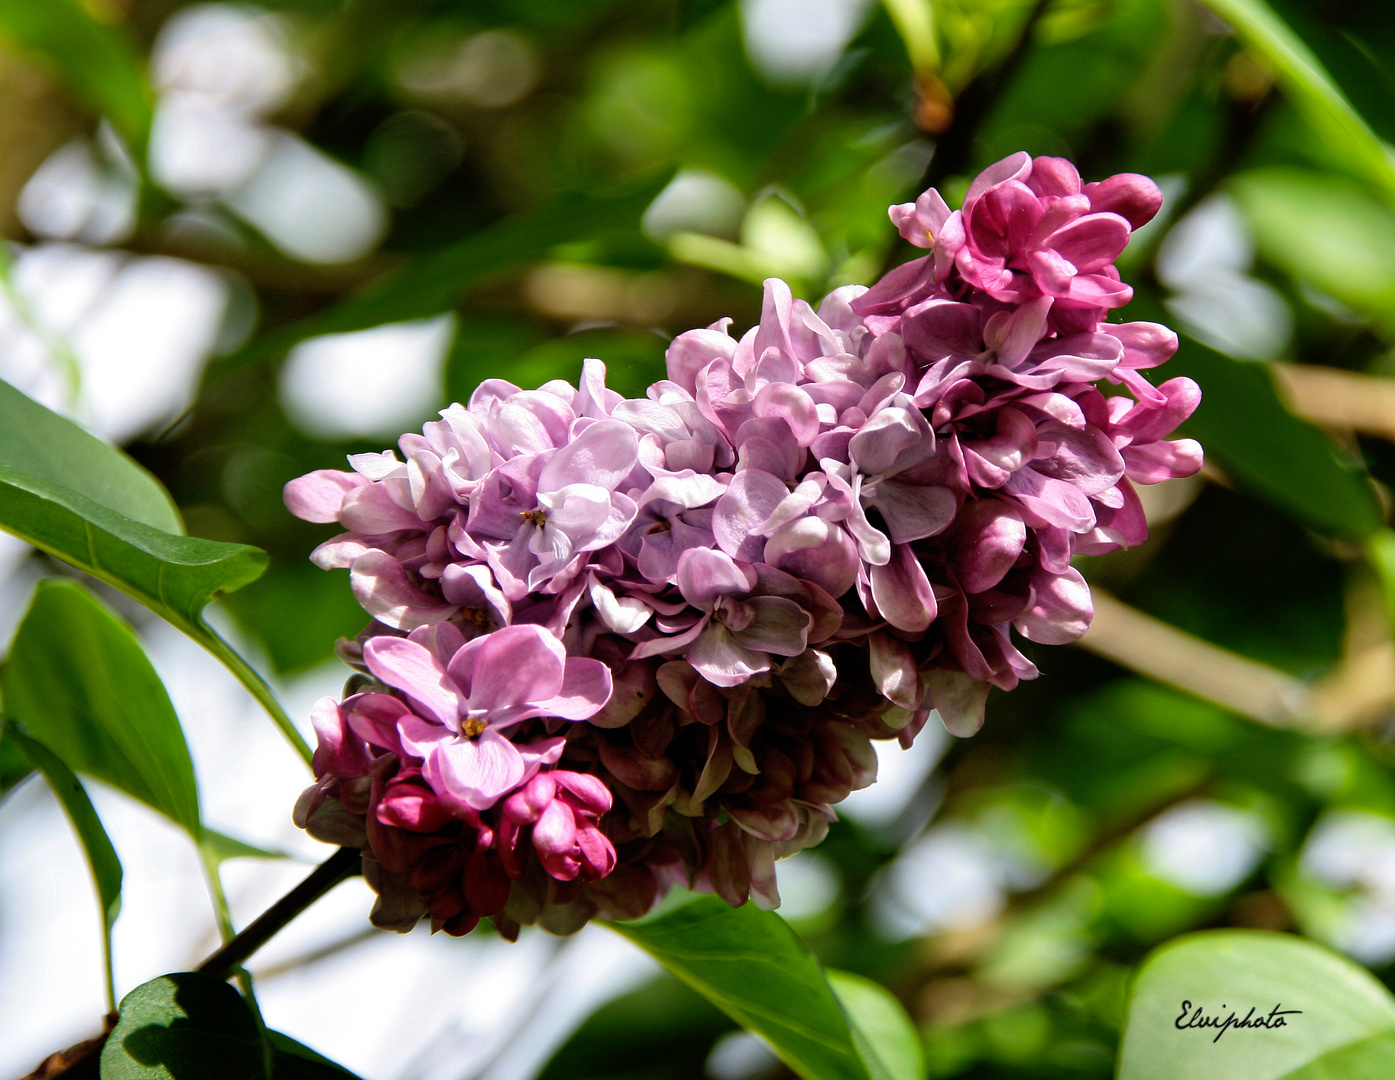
(100, 972), (365, 1080)
(0, 376), (181, 534)
(826, 970), (925, 1080)
(214, 177), (669, 372)
(267, 1032), (366, 1079)
(0, 725), (31, 798)
(1197, 0), (1395, 207)
(2, 579), (201, 836)
(1144, 321), (1382, 539)
(1271, 1034), (1395, 1080)
(0, 0), (152, 152)
(0, 377), (268, 627)
(609, 895), (871, 1080)
(1230, 167), (1395, 339)
(1368, 529), (1395, 630)
(201, 828), (291, 865)
(2, 717), (122, 1010)
(1117, 929), (1395, 1080)
(0, 378), (309, 764)
(101, 972), (267, 1080)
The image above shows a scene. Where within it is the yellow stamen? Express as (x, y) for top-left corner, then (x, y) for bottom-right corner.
(520, 509), (547, 527)
(462, 717), (487, 737)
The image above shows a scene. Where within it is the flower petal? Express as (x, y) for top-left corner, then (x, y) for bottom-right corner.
(539, 657), (613, 720)
(428, 728), (527, 810)
(455, 624), (567, 718)
(363, 636), (458, 728)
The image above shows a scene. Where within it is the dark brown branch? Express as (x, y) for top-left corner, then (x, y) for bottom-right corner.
(197, 846), (362, 980)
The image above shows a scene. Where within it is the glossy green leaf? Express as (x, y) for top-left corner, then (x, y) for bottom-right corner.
(2, 718), (122, 1010)
(826, 970), (925, 1080)
(267, 1032), (366, 1079)
(609, 895), (871, 1080)
(2, 579), (201, 836)
(0, 378), (308, 764)
(0, 377), (267, 627)
(102, 972), (266, 1080)
(1197, 0), (1395, 206)
(100, 971), (365, 1080)
(216, 178), (669, 373)
(1139, 316), (1382, 539)
(1231, 167), (1395, 339)
(1117, 930), (1395, 1080)
(0, 0), (152, 151)
(0, 376), (180, 533)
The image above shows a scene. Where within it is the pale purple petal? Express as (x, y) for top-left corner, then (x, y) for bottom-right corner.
(713, 470), (788, 561)
(454, 624), (567, 718)
(351, 550), (459, 631)
(538, 657), (613, 720)
(364, 636), (459, 728)
(284, 470), (365, 523)
(427, 728), (527, 810)
(1014, 567), (1092, 644)
(732, 596), (811, 657)
(340, 485), (426, 534)
(532, 799), (578, 855)
(951, 500), (1027, 594)
(929, 670), (990, 737)
(763, 517), (859, 598)
(589, 576), (652, 634)
(667, 326), (737, 395)
(676, 547), (757, 610)
(868, 543), (936, 632)
(867, 480), (956, 543)
(1123, 437), (1203, 484)
(539, 419), (639, 491)
(687, 624), (769, 687)
(869, 632), (919, 711)
(752, 382), (820, 447)
(1003, 468), (1096, 532)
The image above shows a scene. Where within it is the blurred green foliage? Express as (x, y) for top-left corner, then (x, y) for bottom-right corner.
(8, 0), (1395, 1076)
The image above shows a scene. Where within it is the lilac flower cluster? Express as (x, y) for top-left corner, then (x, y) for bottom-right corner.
(288, 152), (1202, 938)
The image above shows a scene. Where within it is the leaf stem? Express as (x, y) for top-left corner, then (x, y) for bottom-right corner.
(881, 0), (939, 74)
(198, 846), (362, 981)
(200, 841), (237, 943)
(922, 0), (1054, 188)
(197, 621), (314, 767)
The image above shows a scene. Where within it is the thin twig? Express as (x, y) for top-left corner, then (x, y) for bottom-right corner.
(1010, 777), (1213, 908)
(1074, 589), (1311, 727)
(198, 846), (362, 980)
(34, 847), (362, 1079)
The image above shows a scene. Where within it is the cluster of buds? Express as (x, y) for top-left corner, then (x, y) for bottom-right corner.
(288, 152), (1202, 938)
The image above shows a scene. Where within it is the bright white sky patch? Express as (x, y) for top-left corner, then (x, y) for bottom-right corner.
(279, 314), (456, 441)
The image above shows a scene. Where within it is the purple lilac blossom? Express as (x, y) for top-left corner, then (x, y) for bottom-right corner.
(287, 152), (1201, 938)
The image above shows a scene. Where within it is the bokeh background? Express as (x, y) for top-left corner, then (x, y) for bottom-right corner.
(4, 0), (1395, 1077)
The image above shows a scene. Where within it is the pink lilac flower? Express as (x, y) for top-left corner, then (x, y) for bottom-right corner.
(288, 151), (1202, 938)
